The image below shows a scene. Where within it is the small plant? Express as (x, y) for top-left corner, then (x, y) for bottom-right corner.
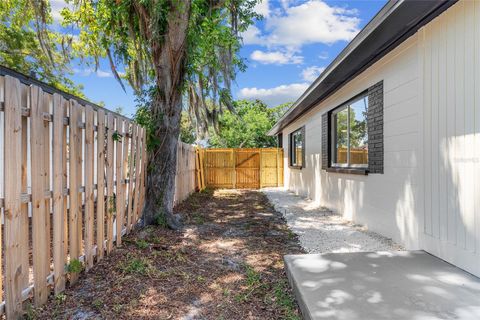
(135, 239), (149, 249)
(113, 304), (123, 313)
(192, 213), (205, 225)
(154, 212), (168, 228)
(108, 196), (117, 216)
(24, 303), (36, 320)
(67, 259), (84, 273)
(112, 131), (123, 142)
(121, 257), (151, 275)
(55, 293), (67, 304)
(245, 265), (261, 287)
(274, 280), (301, 320)
(92, 298), (104, 309)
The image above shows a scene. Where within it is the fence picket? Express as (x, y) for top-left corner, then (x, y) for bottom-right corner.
(105, 113), (115, 253)
(132, 127), (142, 226)
(20, 83), (29, 292)
(115, 117), (125, 246)
(68, 101), (82, 283)
(127, 124), (137, 230)
(84, 105), (95, 270)
(4, 76), (25, 318)
(96, 109), (106, 260)
(122, 121), (130, 232)
(30, 86), (49, 305)
(0, 70), (168, 317)
(52, 93), (66, 294)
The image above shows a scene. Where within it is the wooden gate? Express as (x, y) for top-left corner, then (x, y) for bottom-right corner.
(199, 148), (283, 189)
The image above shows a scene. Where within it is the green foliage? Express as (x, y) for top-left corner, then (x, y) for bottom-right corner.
(154, 212), (168, 228)
(135, 239), (149, 250)
(67, 259), (83, 273)
(274, 280), (301, 320)
(0, 0), (84, 96)
(208, 100), (292, 148)
(180, 112), (196, 144)
(112, 131), (123, 142)
(120, 256), (151, 275)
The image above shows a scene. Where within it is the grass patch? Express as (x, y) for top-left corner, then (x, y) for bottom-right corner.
(273, 280), (301, 320)
(120, 256), (152, 275)
(135, 239), (149, 249)
(154, 212), (168, 228)
(192, 213), (206, 225)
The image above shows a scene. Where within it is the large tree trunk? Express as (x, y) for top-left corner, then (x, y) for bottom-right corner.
(142, 1), (191, 228)
(143, 93), (182, 227)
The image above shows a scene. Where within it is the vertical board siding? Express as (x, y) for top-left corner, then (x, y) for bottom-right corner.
(30, 86), (49, 305)
(96, 109), (106, 260)
(420, 0), (480, 276)
(4, 76), (24, 318)
(52, 93), (66, 294)
(0, 73), (156, 317)
(69, 101), (82, 284)
(115, 117), (124, 246)
(105, 113), (115, 254)
(84, 105), (95, 270)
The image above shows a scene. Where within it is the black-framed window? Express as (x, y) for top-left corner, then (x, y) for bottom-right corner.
(321, 81), (384, 175)
(331, 94), (368, 168)
(289, 127), (304, 168)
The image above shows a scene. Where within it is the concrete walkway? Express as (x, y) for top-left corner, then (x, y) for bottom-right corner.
(285, 251), (480, 320)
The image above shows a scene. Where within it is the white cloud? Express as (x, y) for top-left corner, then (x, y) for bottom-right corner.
(50, 0), (71, 22)
(74, 68), (113, 78)
(238, 83), (309, 107)
(247, 0), (360, 49)
(96, 70), (113, 78)
(301, 65), (325, 82)
(254, 0), (270, 18)
(251, 50), (303, 65)
(242, 25), (264, 45)
(319, 51), (329, 60)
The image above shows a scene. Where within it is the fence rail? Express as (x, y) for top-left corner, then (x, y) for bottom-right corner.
(0, 74), (148, 318)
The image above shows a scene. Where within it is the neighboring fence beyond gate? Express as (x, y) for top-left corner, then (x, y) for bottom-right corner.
(0, 68), (148, 318)
(198, 148), (284, 189)
(174, 142), (197, 205)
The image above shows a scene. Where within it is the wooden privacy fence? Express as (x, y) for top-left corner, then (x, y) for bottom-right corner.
(198, 148), (284, 189)
(0, 70), (148, 318)
(174, 142), (197, 205)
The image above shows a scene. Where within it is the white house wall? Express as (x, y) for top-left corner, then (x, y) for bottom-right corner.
(283, 28), (423, 251)
(281, 0), (480, 277)
(418, 0), (480, 277)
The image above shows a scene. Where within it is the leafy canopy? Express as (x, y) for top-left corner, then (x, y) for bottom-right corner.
(208, 100), (291, 148)
(61, 1), (259, 132)
(0, 0), (83, 96)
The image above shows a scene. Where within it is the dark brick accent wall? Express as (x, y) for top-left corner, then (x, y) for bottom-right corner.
(301, 126), (306, 168)
(367, 81), (384, 174)
(321, 113), (328, 170)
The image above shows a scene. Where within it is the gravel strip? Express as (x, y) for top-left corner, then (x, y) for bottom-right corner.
(263, 188), (403, 253)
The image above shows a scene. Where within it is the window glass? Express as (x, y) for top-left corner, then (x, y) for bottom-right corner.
(349, 97), (368, 165)
(332, 107), (348, 165)
(331, 95), (368, 167)
(291, 129), (303, 167)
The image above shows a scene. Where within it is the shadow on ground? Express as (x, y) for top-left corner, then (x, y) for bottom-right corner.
(31, 189), (303, 320)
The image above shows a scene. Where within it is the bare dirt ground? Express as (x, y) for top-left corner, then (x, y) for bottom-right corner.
(31, 189), (303, 320)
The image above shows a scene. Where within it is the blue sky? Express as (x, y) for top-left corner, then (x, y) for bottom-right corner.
(57, 0), (387, 117)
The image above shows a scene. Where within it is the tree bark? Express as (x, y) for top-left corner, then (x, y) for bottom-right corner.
(142, 1), (191, 229)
